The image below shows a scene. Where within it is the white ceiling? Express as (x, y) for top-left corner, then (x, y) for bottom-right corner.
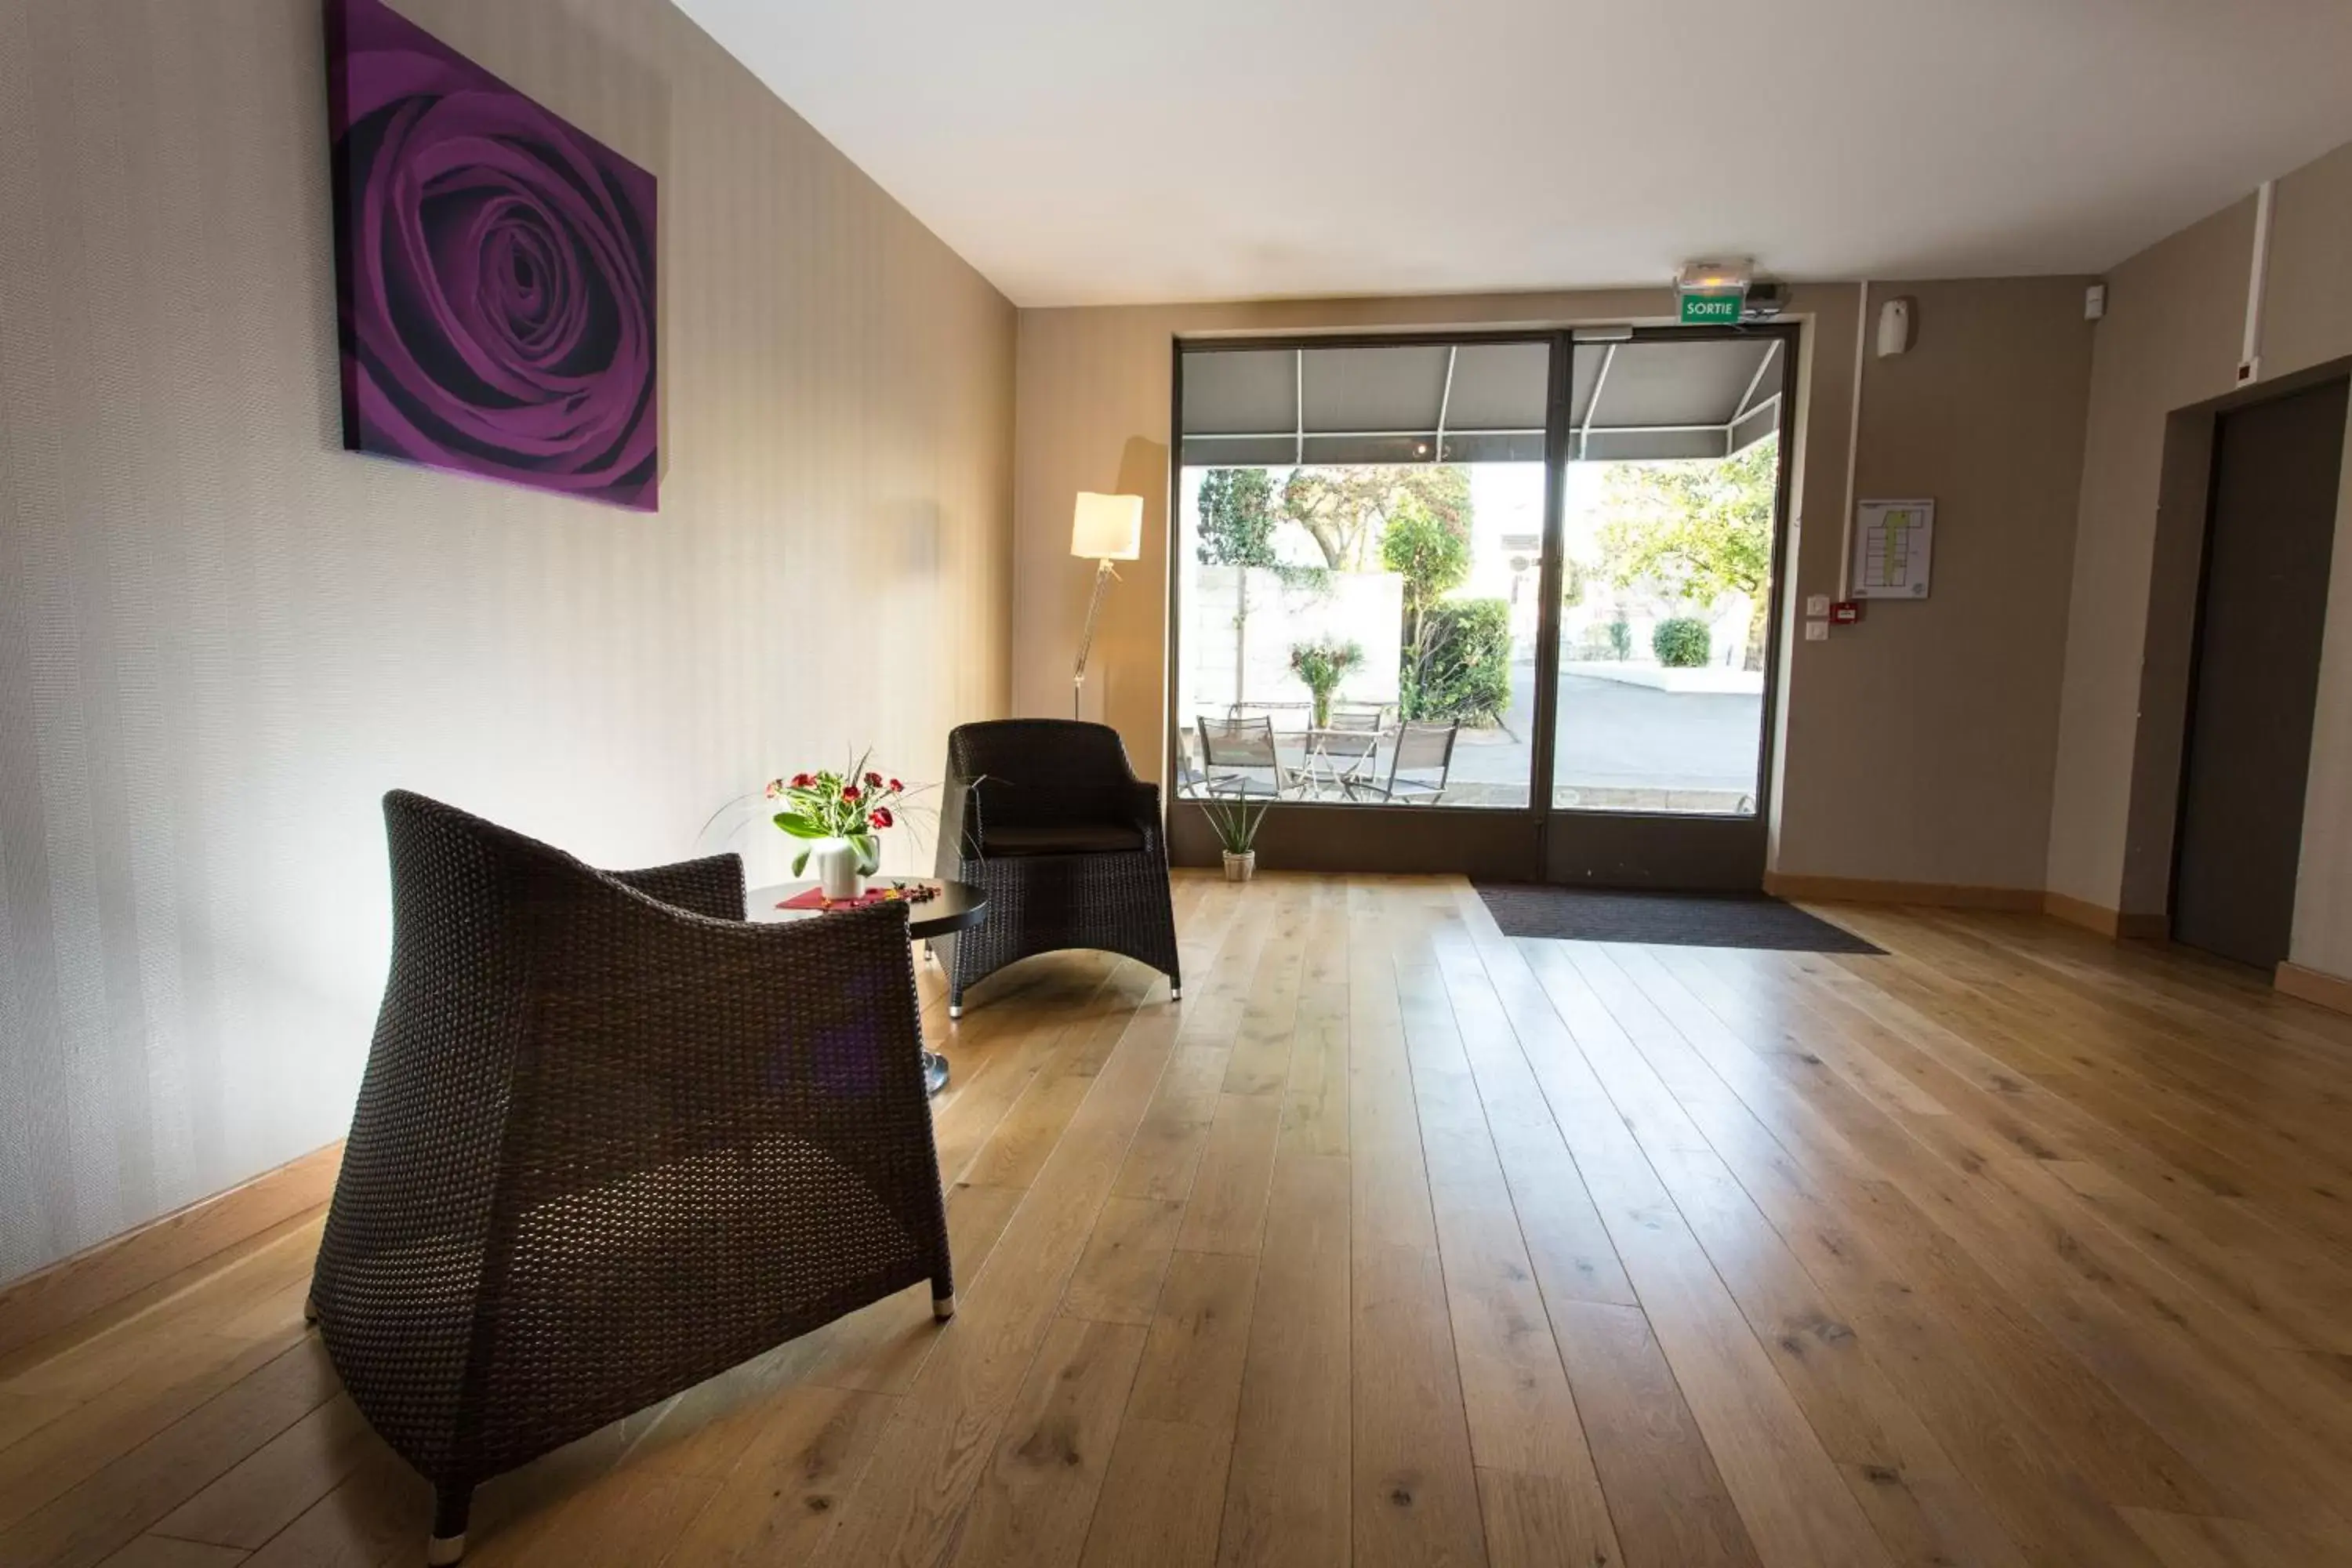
(676, 0), (2352, 309)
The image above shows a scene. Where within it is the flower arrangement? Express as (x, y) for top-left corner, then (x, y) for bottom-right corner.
(766, 753), (912, 880)
(1288, 638), (1365, 728)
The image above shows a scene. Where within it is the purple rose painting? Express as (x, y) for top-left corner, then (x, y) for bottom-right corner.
(325, 0), (659, 510)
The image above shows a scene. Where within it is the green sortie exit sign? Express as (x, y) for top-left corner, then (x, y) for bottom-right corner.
(1681, 292), (1744, 325)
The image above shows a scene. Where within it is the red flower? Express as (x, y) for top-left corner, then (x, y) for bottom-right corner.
(887, 778), (904, 793)
(764, 779), (785, 799)
(790, 772), (815, 789)
(869, 807), (895, 829)
(864, 771), (884, 788)
(841, 784), (862, 801)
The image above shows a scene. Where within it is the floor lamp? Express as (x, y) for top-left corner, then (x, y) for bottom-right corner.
(1070, 492), (1143, 720)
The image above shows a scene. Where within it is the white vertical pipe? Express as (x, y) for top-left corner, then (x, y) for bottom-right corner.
(1836, 280), (1871, 603)
(2241, 179), (2275, 381)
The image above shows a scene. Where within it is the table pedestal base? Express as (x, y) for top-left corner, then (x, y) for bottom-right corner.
(923, 1050), (949, 1094)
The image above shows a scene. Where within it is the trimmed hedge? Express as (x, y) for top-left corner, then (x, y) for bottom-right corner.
(1653, 617), (1711, 669)
(1405, 598), (1512, 723)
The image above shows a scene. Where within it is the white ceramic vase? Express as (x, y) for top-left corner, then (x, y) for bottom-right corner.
(810, 837), (868, 901)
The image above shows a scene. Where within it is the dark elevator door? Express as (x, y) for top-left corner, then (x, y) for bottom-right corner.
(2172, 376), (2348, 969)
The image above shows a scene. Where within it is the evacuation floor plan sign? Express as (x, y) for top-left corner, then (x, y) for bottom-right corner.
(1852, 499), (1936, 598)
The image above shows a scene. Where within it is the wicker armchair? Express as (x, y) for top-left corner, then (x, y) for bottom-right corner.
(310, 792), (952, 1564)
(934, 720), (1181, 1017)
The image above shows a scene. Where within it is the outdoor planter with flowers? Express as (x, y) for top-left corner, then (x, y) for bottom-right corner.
(767, 756), (911, 900)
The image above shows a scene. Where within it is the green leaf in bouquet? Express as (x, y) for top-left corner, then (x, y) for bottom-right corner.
(852, 833), (881, 875)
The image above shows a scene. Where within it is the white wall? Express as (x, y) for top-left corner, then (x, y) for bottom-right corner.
(0, 0), (1015, 1283)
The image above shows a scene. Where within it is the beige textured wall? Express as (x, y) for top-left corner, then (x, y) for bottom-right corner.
(2044, 198), (2255, 907)
(1784, 278), (2096, 890)
(2045, 136), (2352, 980)
(1013, 280), (2091, 892)
(0, 0), (1014, 1283)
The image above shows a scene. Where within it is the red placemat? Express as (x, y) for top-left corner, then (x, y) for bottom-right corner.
(775, 884), (927, 913)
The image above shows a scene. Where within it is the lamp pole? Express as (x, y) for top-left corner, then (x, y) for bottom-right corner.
(1073, 557), (1117, 718)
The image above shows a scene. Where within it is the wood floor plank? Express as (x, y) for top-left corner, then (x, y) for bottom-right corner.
(236, 1441), (430, 1568)
(1217, 1153), (1350, 1568)
(2117, 1507), (2333, 1568)
(1280, 983), (1352, 1159)
(1174, 1095), (1283, 1257)
(149, 1393), (374, 1549)
(93, 1537), (249, 1567)
(947, 1316), (1148, 1568)
(1065, 1198), (1185, 1326)
(1349, 1239), (1488, 1568)
(1081, 1416), (1230, 1568)
(1125, 1250), (1258, 1432)
(1473, 1465), (1617, 1568)
(1547, 1301), (1763, 1568)
(648, 1384), (896, 1565)
(0, 1338), (338, 1568)
(1114, 1044), (1232, 1203)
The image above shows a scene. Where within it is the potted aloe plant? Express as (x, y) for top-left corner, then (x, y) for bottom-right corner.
(1201, 797), (1267, 883)
(766, 753), (912, 900)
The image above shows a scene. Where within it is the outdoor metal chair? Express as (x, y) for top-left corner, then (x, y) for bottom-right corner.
(1198, 713), (1297, 798)
(1346, 720), (1461, 804)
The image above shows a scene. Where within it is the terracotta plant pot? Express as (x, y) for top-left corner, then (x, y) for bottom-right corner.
(1222, 850), (1257, 884)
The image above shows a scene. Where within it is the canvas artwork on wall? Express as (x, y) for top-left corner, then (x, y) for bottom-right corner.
(325, 0), (659, 511)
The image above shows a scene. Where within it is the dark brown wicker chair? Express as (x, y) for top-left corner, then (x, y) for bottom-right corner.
(933, 720), (1181, 1017)
(309, 791), (952, 1564)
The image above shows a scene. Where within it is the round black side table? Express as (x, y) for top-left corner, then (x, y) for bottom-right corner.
(749, 878), (988, 1094)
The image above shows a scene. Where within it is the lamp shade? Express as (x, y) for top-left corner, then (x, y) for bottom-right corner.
(1070, 492), (1143, 561)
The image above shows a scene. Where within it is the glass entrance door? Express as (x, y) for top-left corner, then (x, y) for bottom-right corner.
(1537, 325), (1797, 888)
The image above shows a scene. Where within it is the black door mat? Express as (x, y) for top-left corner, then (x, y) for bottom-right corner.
(1473, 884), (1883, 953)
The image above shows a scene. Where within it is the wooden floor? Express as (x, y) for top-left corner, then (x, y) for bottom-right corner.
(8, 873), (2352, 1567)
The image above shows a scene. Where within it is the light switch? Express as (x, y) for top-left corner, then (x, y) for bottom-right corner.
(1804, 620), (1830, 641)
(1805, 593), (1831, 618)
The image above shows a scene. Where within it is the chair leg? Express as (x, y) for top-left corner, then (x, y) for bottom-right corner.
(427, 1485), (471, 1565)
(948, 985), (964, 1021)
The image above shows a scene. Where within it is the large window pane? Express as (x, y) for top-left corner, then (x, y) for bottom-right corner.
(1174, 340), (1550, 811)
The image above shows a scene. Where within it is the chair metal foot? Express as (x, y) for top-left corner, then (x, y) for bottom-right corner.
(932, 1293), (956, 1321)
(428, 1485), (470, 1564)
(1170, 984), (1182, 1000)
(947, 1003), (962, 1020)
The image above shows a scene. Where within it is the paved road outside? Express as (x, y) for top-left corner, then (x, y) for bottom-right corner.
(1447, 657), (1762, 799)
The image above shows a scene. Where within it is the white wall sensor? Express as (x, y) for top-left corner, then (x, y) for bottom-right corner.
(1876, 297), (1915, 358)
